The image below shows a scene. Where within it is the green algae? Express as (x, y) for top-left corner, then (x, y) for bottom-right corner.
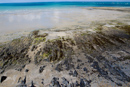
(34, 37), (46, 45)
(42, 52), (50, 58)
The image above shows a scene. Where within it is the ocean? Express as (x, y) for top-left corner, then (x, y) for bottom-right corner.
(0, 2), (130, 11)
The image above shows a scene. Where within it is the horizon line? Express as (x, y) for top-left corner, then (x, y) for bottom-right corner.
(0, 1), (130, 4)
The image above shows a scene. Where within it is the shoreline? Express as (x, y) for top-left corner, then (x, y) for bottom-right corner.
(0, 7), (130, 43)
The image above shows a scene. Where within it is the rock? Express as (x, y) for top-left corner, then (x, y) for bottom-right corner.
(80, 79), (85, 87)
(73, 70), (78, 77)
(22, 65), (26, 69)
(31, 45), (36, 51)
(15, 68), (22, 72)
(23, 76), (26, 84)
(15, 65), (26, 72)
(16, 76), (27, 87)
(35, 33), (48, 38)
(30, 81), (36, 87)
(77, 59), (82, 62)
(0, 37), (32, 70)
(41, 79), (44, 85)
(68, 83), (75, 87)
(76, 64), (80, 69)
(18, 77), (21, 83)
(55, 64), (63, 72)
(0, 76), (7, 83)
(80, 79), (91, 87)
(80, 63), (84, 66)
(116, 82), (122, 86)
(0, 70), (4, 74)
(64, 59), (74, 70)
(62, 77), (69, 86)
(83, 67), (88, 73)
(50, 77), (61, 87)
(25, 69), (29, 72)
(34, 56), (38, 64)
(32, 30), (39, 36)
(87, 56), (93, 63)
(36, 51), (40, 55)
(69, 70), (73, 76)
(39, 66), (46, 73)
(75, 81), (79, 86)
(91, 61), (100, 71)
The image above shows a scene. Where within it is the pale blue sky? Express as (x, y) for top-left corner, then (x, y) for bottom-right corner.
(0, 0), (130, 3)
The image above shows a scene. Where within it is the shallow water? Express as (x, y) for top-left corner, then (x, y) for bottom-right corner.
(0, 8), (80, 33)
(0, 2), (130, 33)
(0, 2), (130, 42)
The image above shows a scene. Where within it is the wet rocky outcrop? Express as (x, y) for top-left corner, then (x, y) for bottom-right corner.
(1, 24), (130, 87)
(0, 37), (32, 72)
(34, 37), (75, 64)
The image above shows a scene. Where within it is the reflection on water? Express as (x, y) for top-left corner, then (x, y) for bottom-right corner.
(53, 9), (60, 24)
(0, 8), (78, 33)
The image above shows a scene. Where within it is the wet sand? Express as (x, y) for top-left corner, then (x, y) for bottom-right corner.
(0, 7), (130, 42)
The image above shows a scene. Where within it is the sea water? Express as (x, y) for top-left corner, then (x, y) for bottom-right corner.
(0, 2), (130, 33)
(0, 2), (130, 11)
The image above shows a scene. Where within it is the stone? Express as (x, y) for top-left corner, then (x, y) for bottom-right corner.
(16, 76), (27, 87)
(64, 58), (74, 70)
(77, 59), (82, 62)
(116, 83), (122, 86)
(76, 65), (80, 69)
(0, 70), (4, 74)
(39, 66), (46, 73)
(30, 81), (36, 87)
(73, 70), (78, 77)
(80, 79), (91, 87)
(55, 64), (63, 72)
(41, 79), (44, 85)
(51, 77), (61, 87)
(62, 77), (69, 86)
(18, 77), (21, 83)
(0, 76), (7, 83)
(23, 76), (26, 84)
(69, 70), (73, 76)
(83, 67), (88, 73)
(75, 81), (79, 86)
(22, 65), (26, 69)
(31, 45), (36, 51)
(80, 79), (85, 87)
(25, 69), (29, 72)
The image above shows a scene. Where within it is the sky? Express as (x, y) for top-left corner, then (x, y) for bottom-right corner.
(0, 0), (130, 3)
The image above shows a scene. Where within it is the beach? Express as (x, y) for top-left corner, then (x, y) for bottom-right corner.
(0, 7), (130, 42)
(0, 3), (130, 87)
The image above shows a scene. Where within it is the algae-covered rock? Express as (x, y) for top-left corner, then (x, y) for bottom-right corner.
(0, 36), (32, 69)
